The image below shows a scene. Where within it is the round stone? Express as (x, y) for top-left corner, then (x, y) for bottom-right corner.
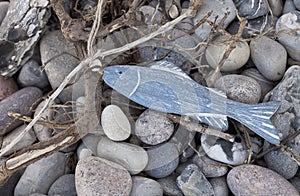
(97, 136), (148, 175)
(209, 177), (229, 196)
(205, 35), (250, 72)
(101, 105), (131, 141)
(75, 156), (132, 196)
(0, 75), (18, 101)
(250, 36), (287, 81)
(131, 176), (163, 196)
(192, 155), (228, 177)
(227, 164), (299, 195)
(135, 109), (174, 145)
(214, 74), (261, 104)
(48, 174), (76, 196)
(145, 143), (179, 178)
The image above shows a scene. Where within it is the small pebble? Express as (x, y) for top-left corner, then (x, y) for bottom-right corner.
(145, 143), (179, 178)
(176, 164), (214, 196)
(0, 75), (18, 101)
(214, 74), (261, 104)
(17, 60), (49, 89)
(75, 156), (132, 196)
(294, 0), (300, 10)
(290, 176), (300, 192)
(0, 1), (9, 25)
(131, 176), (163, 196)
(0, 87), (42, 135)
(135, 109), (174, 145)
(192, 154), (228, 177)
(81, 133), (101, 155)
(227, 164), (299, 195)
(269, 0), (283, 16)
(14, 152), (67, 195)
(101, 105), (131, 141)
(48, 174), (76, 196)
(97, 136), (148, 174)
(205, 35), (250, 72)
(209, 177), (229, 196)
(76, 142), (93, 160)
(157, 174), (184, 196)
(235, 0), (269, 19)
(0, 169), (24, 196)
(250, 36), (287, 81)
(283, 0), (297, 14)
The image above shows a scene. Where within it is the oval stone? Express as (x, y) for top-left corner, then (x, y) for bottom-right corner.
(97, 137), (148, 174)
(101, 105), (131, 141)
(131, 176), (163, 196)
(227, 164), (299, 195)
(75, 156), (132, 196)
(0, 75), (18, 101)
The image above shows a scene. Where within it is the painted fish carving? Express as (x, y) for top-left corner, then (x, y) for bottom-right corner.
(103, 61), (281, 145)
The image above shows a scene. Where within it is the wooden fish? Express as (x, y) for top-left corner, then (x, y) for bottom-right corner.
(103, 61), (281, 145)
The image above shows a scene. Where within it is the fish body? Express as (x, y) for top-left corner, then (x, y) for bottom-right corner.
(103, 61), (281, 145)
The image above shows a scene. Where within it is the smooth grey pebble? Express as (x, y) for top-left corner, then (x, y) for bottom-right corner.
(209, 177), (229, 196)
(157, 174), (184, 196)
(48, 174), (76, 196)
(283, 0), (297, 14)
(234, 0), (269, 19)
(290, 176), (300, 192)
(131, 176), (163, 196)
(294, 0), (300, 10)
(192, 154), (228, 177)
(269, 0), (283, 16)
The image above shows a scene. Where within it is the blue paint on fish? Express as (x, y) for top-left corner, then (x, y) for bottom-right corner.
(103, 61), (281, 145)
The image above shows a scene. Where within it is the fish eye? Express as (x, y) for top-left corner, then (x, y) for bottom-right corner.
(116, 70), (123, 75)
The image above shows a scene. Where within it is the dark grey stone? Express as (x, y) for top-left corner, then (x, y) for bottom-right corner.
(0, 2), (9, 25)
(283, 0), (296, 14)
(48, 174), (76, 196)
(234, 0), (269, 19)
(157, 174), (184, 196)
(294, 0), (300, 10)
(209, 177), (229, 196)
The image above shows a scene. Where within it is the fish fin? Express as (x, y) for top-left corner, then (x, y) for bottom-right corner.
(209, 88), (227, 98)
(228, 101), (281, 145)
(150, 60), (192, 80)
(191, 113), (228, 131)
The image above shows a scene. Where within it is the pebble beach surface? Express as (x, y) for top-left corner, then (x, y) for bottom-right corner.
(0, 0), (300, 195)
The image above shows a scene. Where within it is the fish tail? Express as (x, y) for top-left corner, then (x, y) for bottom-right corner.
(227, 101), (281, 145)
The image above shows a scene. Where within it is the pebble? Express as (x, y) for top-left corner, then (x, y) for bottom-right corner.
(76, 142), (93, 160)
(0, 75), (18, 101)
(40, 30), (84, 103)
(101, 105), (131, 141)
(0, 169), (24, 196)
(241, 68), (275, 100)
(269, 0), (283, 16)
(283, 0), (297, 14)
(176, 164), (214, 196)
(205, 35), (250, 72)
(193, 0), (236, 41)
(276, 11), (300, 61)
(0, 87), (42, 135)
(214, 74), (261, 104)
(290, 176), (300, 192)
(145, 142), (179, 178)
(234, 0), (269, 19)
(294, 0), (300, 10)
(48, 174), (76, 196)
(0, 1), (8, 25)
(33, 100), (54, 141)
(75, 156), (132, 196)
(157, 174), (184, 196)
(250, 36), (287, 81)
(135, 109), (174, 145)
(97, 136), (148, 174)
(192, 154), (228, 177)
(201, 134), (248, 165)
(139, 5), (166, 25)
(209, 177), (229, 196)
(14, 152), (67, 196)
(1, 124), (36, 156)
(131, 176), (163, 196)
(17, 60), (49, 89)
(227, 164), (299, 195)
(81, 133), (101, 155)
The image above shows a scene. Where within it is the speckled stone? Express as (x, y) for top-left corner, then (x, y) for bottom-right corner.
(234, 0), (269, 19)
(48, 174), (76, 196)
(214, 74), (261, 104)
(0, 75), (18, 101)
(283, 0), (296, 14)
(209, 177), (229, 196)
(227, 164), (299, 195)
(157, 174), (184, 196)
(17, 60), (49, 89)
(192, 155), (228, 177)
(131, 176), (163, 196)
(276, 11), (300, 61)
(205, 35), (250, 72)
(97, 136), (148, 175)
(0, 87), (42, 135)
(0, 2), (9, 25)
(250, 36), (287, 81)
(135, 109), (174, 145)
(145, 143), (179, 178)
(176, 164), (214, 196)
(75, 156), (132, 196)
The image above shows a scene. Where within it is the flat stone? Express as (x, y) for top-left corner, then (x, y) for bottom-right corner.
(75, 156), (132, 196)
(214, 74), (261, 104)
(209, 177), (229, 196)
(250, 36), (287, 81)
(276, 11), (300, 61)
(101, 105), (131, 141)
(14, 152), (67, 196)
(192, 154), (228, 177)
(0, 2), (9, 25)
(1, 124), (36, 156)
(40, 30), (84, 103)
(157, 174), (184, 196)
(176, 164), (214, 196)
(145, 143), (179, 178)
(227, 164), (299, 195)
(0, 75), (18, 101)
(135, 109), (174, 145)
(0, 87), (42, 135)
(206, 35), (250, 72)
(97, 136), (148, 174)
(131, 176), (163, 196)
(48, 174), (76, 196)
(234, 0), (269, 19)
